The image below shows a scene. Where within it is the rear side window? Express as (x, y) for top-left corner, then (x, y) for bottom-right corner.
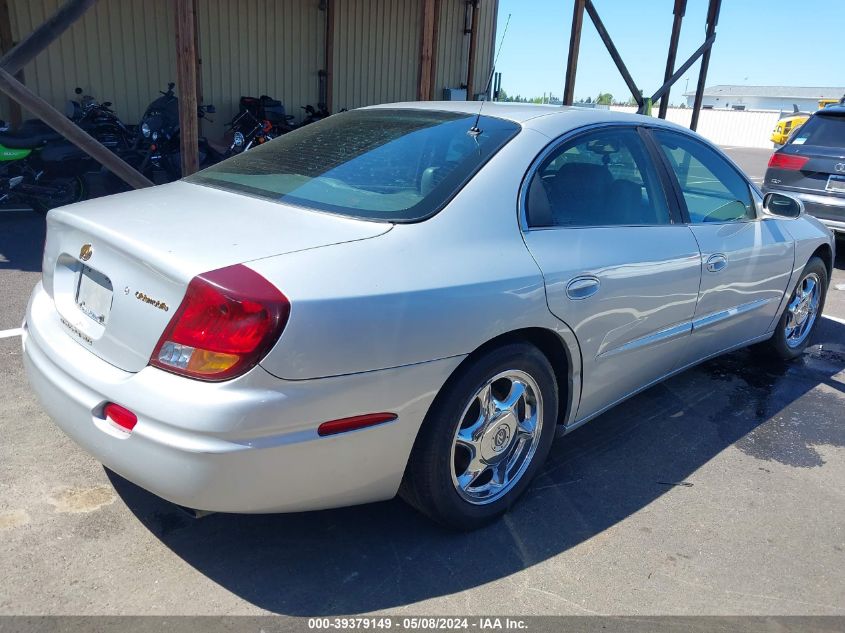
(186, 109), (519, 222)
(790, 114), (845, 148)
(653, 130), (754, 224)
(525, 127), (671, 227)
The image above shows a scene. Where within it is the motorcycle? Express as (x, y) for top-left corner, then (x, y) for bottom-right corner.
(238, 94), (295, 136)
(0, 87), (134, 212)
(64, 87), (135, 151)
(102, 82), (218, 193)
(22, 87), (134, 152)
(0, 122), (90, 212)
(299, 102), (331, 126)
(209, 109), (269, 156)
(203, 94), (299, 158)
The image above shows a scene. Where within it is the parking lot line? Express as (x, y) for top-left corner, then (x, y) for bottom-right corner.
(823, 314), (845, 326)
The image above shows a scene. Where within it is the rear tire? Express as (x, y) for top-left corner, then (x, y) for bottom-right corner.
(762, 256), (827, 360)
(400, 343), (558, 530)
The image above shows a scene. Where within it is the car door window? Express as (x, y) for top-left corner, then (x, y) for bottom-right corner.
(526, 127), (671, 227)
(653, 130), (755, 224)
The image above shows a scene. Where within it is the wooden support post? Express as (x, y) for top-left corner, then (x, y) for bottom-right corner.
(324, 0), (334, 112)
(563, 0), (585, 106)
(0, 0), (96, 76)
(650, 32), (715, 106)
(0, 0), (21, 126)
(0, 67), (152, 188)
(691, 0), (720, 131)
(174, 0), (199, 177)
(430, 0), (440, 98)
(418, 0), (436, 100)
(465, 0), (479, 100)
(191, 0), (202, 135)
(585, 0), (642, 109)
(658, 0), (686, 119)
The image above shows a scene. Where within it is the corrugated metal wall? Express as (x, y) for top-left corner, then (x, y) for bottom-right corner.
(331, 0), (495, 110)
(4, 0), (496, 136)
(197, 0), (324, 135)
(434, 0), (496, 100)
(330, 0), (421, 110)
(7, 0), (176, 127)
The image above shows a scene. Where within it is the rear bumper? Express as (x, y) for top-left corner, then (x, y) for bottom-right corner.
(23, 282), (462, 513)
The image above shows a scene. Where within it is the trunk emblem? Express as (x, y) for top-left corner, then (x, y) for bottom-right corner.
(836, 163), (845, 173)
(135, 291), (169, 312)
(79, 244), (93, 261)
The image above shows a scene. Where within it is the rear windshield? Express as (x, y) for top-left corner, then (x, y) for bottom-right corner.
(789, 113), (845, 148)
(187, 109), (520, 222)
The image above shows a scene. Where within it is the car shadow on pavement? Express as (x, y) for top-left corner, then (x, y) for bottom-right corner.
(0, 211), (45, 272)
(109, 318), (845, 616)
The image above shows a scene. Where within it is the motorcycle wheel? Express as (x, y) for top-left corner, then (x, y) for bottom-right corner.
(31, 176), (85, 214)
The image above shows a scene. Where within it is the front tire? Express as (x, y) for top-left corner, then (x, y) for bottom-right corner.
(401, 343), (558, 530)
(764, 256), (828, 360)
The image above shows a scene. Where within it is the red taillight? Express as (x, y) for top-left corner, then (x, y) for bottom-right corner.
(104, 403), (137, 432)
(317, 413), (398, 437)
(150, 264), (290, 381)
(768, 153), (810, 171)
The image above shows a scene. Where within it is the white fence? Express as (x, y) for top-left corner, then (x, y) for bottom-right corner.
(609, 106), (780, 149)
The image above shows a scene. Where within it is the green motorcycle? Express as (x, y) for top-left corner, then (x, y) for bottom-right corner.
(0, 88), (135, 212)
(0, 124), (88, 213)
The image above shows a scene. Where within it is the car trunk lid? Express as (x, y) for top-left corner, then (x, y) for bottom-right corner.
(42, 181), (391, 373)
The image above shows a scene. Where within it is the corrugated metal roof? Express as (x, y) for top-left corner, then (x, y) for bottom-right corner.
(683, 85), (845, 99)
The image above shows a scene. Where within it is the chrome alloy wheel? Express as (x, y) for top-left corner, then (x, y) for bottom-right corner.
(450, 370), (544, 505)
(785, 272), (821, 348)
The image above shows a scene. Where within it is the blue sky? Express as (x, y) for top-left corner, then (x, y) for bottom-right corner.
(493, 0), (844, 103)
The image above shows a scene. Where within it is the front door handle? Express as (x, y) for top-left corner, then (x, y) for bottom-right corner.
(706, 253), (728, 273)
(566, 276), (600, 300)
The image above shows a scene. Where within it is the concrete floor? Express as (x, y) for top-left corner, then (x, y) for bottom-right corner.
(0, 148), (843, 616)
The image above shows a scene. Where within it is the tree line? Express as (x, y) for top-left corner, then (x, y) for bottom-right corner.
(495, 89), (687, 108)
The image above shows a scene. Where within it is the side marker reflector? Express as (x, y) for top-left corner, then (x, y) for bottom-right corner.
(317, 413), (397, 437)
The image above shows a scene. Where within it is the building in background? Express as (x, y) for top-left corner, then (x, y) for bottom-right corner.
(683, 85), (845, 113)
(1, 0), (497, 137)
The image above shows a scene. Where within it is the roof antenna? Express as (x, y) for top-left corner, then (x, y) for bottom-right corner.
(468, 13), (511, 137)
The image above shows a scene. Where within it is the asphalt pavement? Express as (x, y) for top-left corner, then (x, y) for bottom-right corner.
(0, 147), (843, 617)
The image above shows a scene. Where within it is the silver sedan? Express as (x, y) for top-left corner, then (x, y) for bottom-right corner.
(23, 102), (835, 530)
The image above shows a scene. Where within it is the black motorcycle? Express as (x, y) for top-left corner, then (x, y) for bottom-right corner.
(299, 103), (331, 126)
(102, 82), (217, 193)
(213, 95), (296, 156)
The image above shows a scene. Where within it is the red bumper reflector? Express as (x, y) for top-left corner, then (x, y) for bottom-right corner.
(317, 413), (397, 437)
(104, 403), (138, 432)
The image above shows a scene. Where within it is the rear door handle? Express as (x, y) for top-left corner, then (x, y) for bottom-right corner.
(566, 276), (600, 300)
(706, 253), (728, 273)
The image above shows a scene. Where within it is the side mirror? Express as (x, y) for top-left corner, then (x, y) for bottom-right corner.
(764, 192), (803, 219)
